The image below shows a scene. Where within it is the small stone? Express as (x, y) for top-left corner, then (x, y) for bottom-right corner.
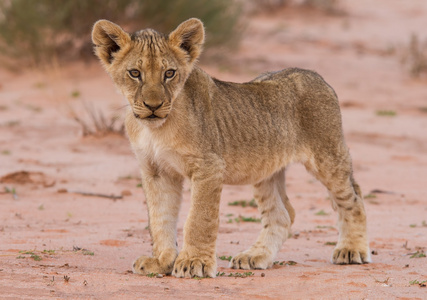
(57, 188), (68, 193)
(156, 274), (163, 278)
(121, 190), (132, 197)
(261, 273), (265, 277)
(371, 250), (378, 255)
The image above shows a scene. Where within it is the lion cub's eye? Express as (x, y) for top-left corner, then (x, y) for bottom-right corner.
(129, 69), (140, 78)
(164, 69), (176, 79)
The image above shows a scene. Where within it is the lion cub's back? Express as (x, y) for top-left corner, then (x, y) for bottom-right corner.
(255, 67), (345, 161)
(253, 67), (341, 121)
(253, 68), (336, 97)
(251, 67), (345, 160)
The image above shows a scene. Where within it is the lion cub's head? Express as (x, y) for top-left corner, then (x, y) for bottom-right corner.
(92, 18), (205, 127)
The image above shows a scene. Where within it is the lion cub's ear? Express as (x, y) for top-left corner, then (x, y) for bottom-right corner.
(92, 20), (131, 66)
(169, 18), (205, 63)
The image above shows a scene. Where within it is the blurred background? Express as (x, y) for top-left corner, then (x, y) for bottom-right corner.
(0, 0), (243, 65)
(0, 0), (424, 76)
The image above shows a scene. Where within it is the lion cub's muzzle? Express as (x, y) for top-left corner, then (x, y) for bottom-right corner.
(133, 100), (170, 121)
(143, 101), (163, 112)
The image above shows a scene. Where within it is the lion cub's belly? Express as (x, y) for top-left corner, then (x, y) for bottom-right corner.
(223, 153), (292, 185)
(134, 127), (295, 185)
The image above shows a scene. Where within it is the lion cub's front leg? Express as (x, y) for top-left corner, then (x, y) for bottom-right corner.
(132, 169), (183, 275)
(172, 162), (223, 278)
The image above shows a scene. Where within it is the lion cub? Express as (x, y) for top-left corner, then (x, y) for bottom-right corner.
(92, 18), (370, 278)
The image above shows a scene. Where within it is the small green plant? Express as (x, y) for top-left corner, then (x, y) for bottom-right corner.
(219, 255), (232, 261)
(410, 251), (426, 259)
(216, 271), (254, 278)
(240, 216), (261, 222)
(316, 225), (334, 229)
(30, 253), (42, 261)
(146, 273), (158, 278)
(410, 224), (417, 228)
(364, 193), (377, 199)
(16, 251), (42, 260)
(73, 247), (94, 256)
(315, 210), (329, 216)
(71, 90), (81, 98)
(38, 204), (45, 211)
(1, 150), (11, 155)
(324, 241), (337, 246)
(228, 199), (257, 208)
(273, 260), (297, 266)
(43, 250), (55, 254)
(5, 187), (15, 193)
(234, 216), (261, 223)
(228, 272), (254, 278)
(5, 186), (18, 199)
(119, 175), (135, 180)
(376, 110), (397, 117)
(409, 279), (427, 286)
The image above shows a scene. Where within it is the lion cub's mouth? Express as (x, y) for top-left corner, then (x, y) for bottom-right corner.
(134, 112), (167, 121)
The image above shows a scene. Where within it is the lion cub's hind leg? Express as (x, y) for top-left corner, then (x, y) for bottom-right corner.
(132, 170), (184, 275)
(230, 170), (293, 270)
(276, 170), (295, 225)
(305, 151), (371, 265)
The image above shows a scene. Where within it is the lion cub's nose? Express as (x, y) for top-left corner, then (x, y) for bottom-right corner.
(143, 101), (163, 112)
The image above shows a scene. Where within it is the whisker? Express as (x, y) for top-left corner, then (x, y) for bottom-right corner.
(112, 104), (130, 111)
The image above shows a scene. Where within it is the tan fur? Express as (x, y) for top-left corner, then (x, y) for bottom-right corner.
(92, 18), (370, 278)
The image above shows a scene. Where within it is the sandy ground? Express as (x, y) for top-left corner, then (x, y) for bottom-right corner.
(1, 0), (427, 299)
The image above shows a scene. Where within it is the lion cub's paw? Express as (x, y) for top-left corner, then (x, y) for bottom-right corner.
(229, 251), (272, 270)
(132, 255), (175, 275)
(172, 252), (217, 278)
(332, 244), (371, 265)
